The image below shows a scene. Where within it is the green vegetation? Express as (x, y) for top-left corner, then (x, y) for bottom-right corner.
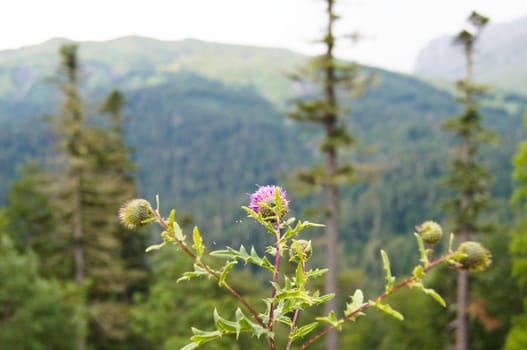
(0, 30), (526, 349)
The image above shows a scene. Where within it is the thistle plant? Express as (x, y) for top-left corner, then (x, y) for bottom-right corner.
(119, 185), (491, 349)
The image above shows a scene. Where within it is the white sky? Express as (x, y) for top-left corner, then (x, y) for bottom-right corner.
(1, 0), (526, 72)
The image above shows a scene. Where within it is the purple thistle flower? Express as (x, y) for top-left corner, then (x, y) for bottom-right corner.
(248, 185), (289, 221)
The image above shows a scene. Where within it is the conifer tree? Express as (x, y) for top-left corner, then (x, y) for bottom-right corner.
(441, 11), (493, 350)
(7, 44), (143, 349)
(287, 1), (366, 348)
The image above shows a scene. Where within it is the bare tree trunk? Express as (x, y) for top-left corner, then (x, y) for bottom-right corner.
(457, 269), (469, 350)
(323, 2), (339, 349)
(324, 151), (339, 350)
(456, 42), (473, 350)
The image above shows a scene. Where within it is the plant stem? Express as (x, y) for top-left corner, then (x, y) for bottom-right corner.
(428, 244), (434, 264)
(285, 260), (307, 350)
(267, 215), (282, 350)
(299, 252), (456, 350)
(152, 208), (266, 328)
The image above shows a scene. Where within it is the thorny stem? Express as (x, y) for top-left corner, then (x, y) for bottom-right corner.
(151, 208), (267, 329)
(267, 213), (282, 350)
(285, 260), (307, 350)
(299, 252), (457, 350)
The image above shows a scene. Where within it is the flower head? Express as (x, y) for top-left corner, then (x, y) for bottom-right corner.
(248, 185), (289, 221)
(119, 199), (154, 230)
(416, 220), (443, 245)
(289, 239), (312, 263)
(455, 241), (492, 272)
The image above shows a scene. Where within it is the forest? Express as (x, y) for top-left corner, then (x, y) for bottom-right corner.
(1, 1), (527, 350)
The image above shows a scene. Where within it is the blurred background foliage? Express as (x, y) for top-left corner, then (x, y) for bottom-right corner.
(0, 12), (527, 350)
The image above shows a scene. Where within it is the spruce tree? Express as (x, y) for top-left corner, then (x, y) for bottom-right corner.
(287, 1), (366, 348)
(441, 11), (494, 350)
(7, 44), (143, 349)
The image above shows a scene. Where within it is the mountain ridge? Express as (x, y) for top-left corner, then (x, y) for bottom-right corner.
(414, 15), (527, 94)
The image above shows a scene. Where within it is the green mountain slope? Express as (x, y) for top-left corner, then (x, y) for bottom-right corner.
(0, 36), (304, 107)
(0, 37), (526, 258)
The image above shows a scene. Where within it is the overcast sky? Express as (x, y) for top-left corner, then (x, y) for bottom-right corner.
(1, 0), (526, 73)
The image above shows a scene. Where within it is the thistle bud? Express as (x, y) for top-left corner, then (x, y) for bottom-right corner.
(289, 239), (312, 263)
(119, 199), (154, 230)
(455, 241), (492, 272)
(416, 221), (443, 245)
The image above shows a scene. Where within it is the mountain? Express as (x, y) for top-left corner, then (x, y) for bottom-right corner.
(0, 36), (304, 107)
(414, 15), (527, 94)
(1, 36), (526, 260)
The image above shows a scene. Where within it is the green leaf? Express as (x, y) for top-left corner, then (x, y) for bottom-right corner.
(173, 220), (185, 241)
(449, 232), (455, 252)
(180, 342), (199, 350)
(381, 250), (395, 292)
(219, 261), (237, 286)
(370, 300), (404, 320)
(422, 287), (447, 307)
(414, 232), (428, 265)
(211, 245), (275, 273)
(192, 226), (204, 257)
(177, 264), (210, 282)
(189, 328), (222, 345)
(295, 263), (305, 287)
(235, 308), (273, 339)
(145, 242), (165, 253)
(214, 309), (241, 337)
(412, 265), (424, 280)
(316, 311), (343, 330)
(304, 268), (328, 279)
(344, 289), (365, 319)
(290, 322), (319, 341)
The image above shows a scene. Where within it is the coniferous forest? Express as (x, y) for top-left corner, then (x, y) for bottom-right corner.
(1, 2), (527, 350)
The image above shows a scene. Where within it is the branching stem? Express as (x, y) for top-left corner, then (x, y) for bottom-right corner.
(151, 208), (266, 329)
(299, 252), (456, 350)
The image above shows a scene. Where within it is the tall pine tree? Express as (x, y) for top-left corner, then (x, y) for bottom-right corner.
(441, 11), (494, 350)
(287, 1), (367, 348)
(7, 44), (143, 350)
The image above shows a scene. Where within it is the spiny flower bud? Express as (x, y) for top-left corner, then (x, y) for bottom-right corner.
(248, 185), (289, 222)
(416, 220), (443, 245)
(119, 199), (154, 230)
(455, 241), (492, 272)
(289, 239), (312, 263)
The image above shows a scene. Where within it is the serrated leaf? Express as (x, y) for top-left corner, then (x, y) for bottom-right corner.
(304, 268), (328, 279)
(414, 232), (428, 265)
(177, 264), (210, 282)
(192, 226), (204, 257)
(381, 250), (395, 292)
(219, 261), (237, 286)
(316, 311), (343, 330)
(295, 263), (305, 287)
(410, 281), (446, 308)
(210, 246), (275, 273)
(189, 328), (222, 344)
(422, 287), (447, 307)
(371, 300), (404, 320)
(290, 322), (319, 341)
(213, 309), (241, 337)
(345, 289), (365, 318)
(173, 220), (185, 241)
